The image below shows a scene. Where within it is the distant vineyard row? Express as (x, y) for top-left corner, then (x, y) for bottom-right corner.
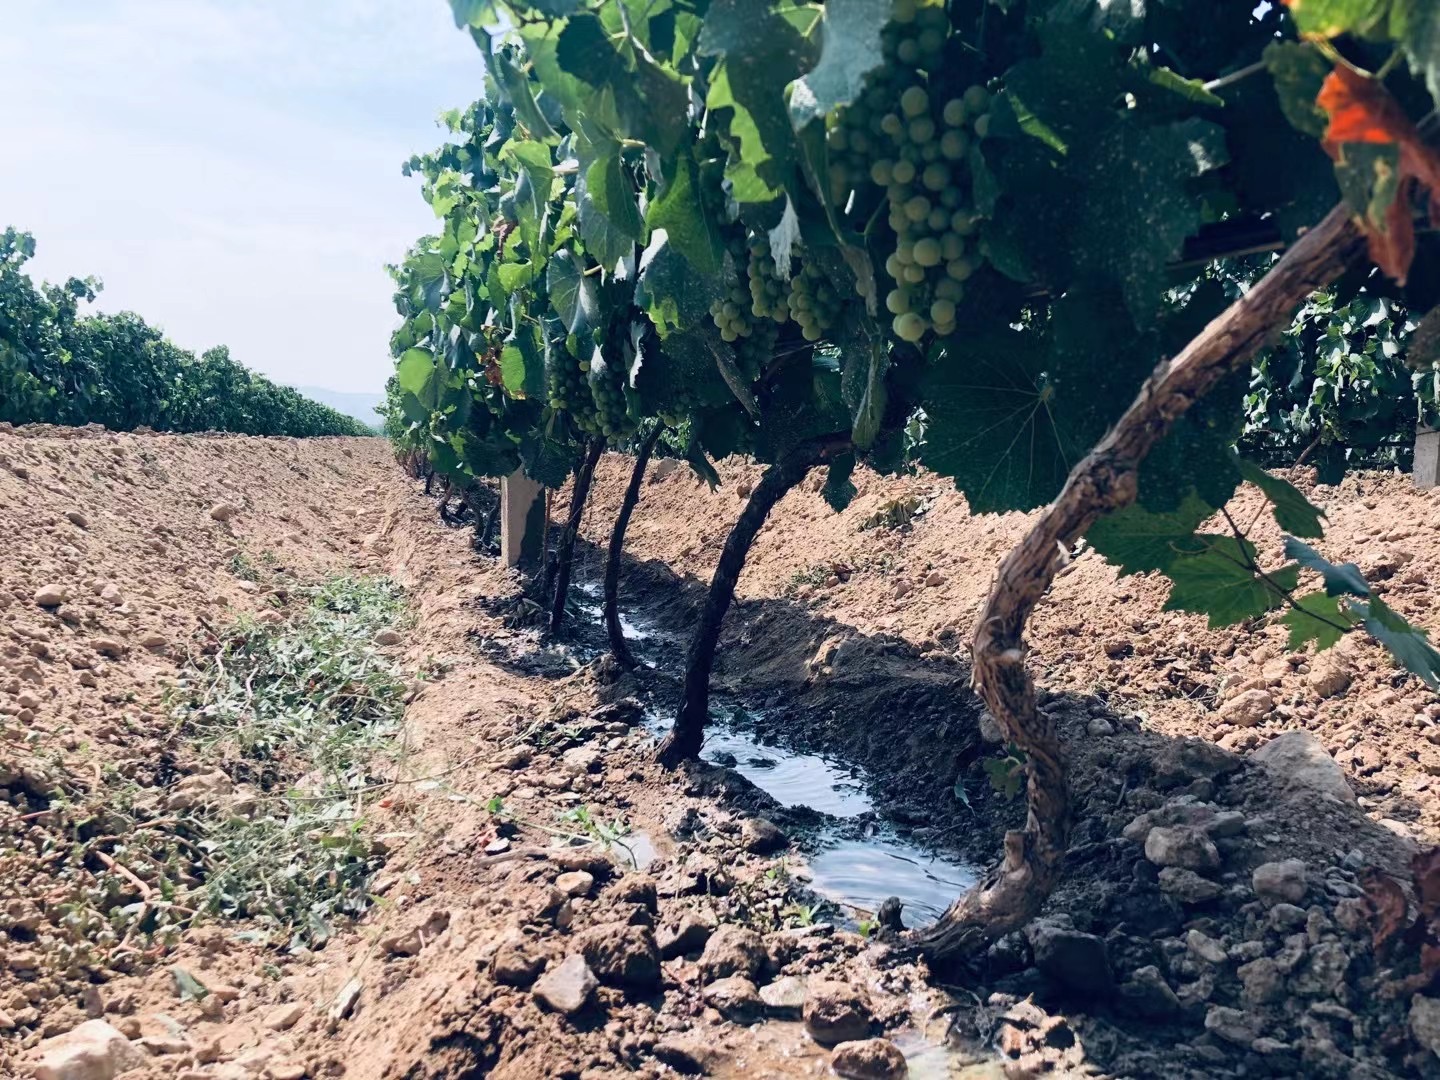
(0, 229), (367, 438)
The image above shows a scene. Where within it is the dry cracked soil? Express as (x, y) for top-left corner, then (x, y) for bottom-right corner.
(3, 424), (1440, 1079)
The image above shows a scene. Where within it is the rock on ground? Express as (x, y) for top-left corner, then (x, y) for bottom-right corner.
(532, 954), (597, 1015)
(1249, 732), (1356, 803)
(830, 1038), (908, 1080)
(31, 1019), (147, 1080)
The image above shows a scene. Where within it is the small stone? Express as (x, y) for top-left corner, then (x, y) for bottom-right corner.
(830, 1038), (907, 1080)
(703, 976), (763, 1022)
(375, 629), (401, 646)
(978, 710), (1003, 744)
(328, 978), (362, 1022)
(264, 1002), (305, 1031)
(1026, 921), (1113, 993)
(1307, 656), (1352, 698)
(556, 870), (594, 897)
(1250, 732), (1355, 803)
(758, 975), (807, 1018)
(1268, 903), (1307, 931)
(533, 954), (596, 1015)
(34, 584), (69, 608)
(139, 633), (168, 651)
(560, 747), (603, 774)
(138, 1035), (192, 1056)
(658, 912), (714, 959)
(31, 1019), (147, 1080)
(99, 583), (122, 606)
(739, 817), (787, 854)
(1159, 867), (1222, 904)
(1204, 1005), (1261, 1048)
(924, 571), (945, 587)
(1410, 995), (1440, 1058)
(268, 1063), (307, 1080)
(66, 511), (89, 529)
(1237, 957), (1284, 1005)
(1086, 717), (1115, 737)
(699, 924), (768, 980)
(573, 923), (660, 989)
(1186, 929), (1228, 966)
(1219, 689), (1274, 726)
(892, 581), (911, 600)
(1144, 826), (1220, 872)
(1118, 966), (1181, 1018)
(209, 503), (238, 522)
(1291, 941), (1349, 997)
(1252, 859), (1308, 905)
(493, 935), (546, 987)
(91, 638), (125, 659)
(803, 981), (874, 1046)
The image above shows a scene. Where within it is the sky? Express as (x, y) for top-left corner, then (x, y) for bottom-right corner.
(1, 0), (482, 395)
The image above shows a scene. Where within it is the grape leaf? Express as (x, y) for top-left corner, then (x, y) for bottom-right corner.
(1284, 0), (1390, 38)
(1283, 536), (1371, 597)
(699, 0), (818, 196)
(547, 251), (598, 337)
(1357, 595), (1440, 688)
(635, 232), (725, 337)
(519, 431), (576, 488)
(1071, 116), (1228, 325)
(1235, 457), (1326, 537)
(1282, 591), (1355, 652)
(1086, 490), (1214, 576)
(787, 0), (891, 130)
(396, 349), (441, 408)
(646, 153), (724, 277)
(1162, 535), (1299, 627)
(1264, 41), (1331, 139)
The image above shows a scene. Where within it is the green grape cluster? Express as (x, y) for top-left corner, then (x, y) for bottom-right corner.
(734, 317), (779, 382)
(547, 339), (601, 432)
(657, 388), (695, 428)
(711, 237), (757, 343)
(823, 0), (994, 345)
(589, 365), (635, 440)
(746, 237), (791, 322)
(877, 82), (991, 342)
(788, 261), (841, 342)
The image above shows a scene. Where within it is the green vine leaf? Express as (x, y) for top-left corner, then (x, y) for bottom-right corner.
(1161, 535), (1298, 627)
(1282, 591), (1356, 652)
(646, 153), (724, 276)
(1282, 537), (1371, 597)
(1264, 41), (1331, 140)
(1086, 491), (1214, 576)
(1235, 458), (1326, 537)
(787, 0), (891, 131)
(1356, 595), (1440, 689)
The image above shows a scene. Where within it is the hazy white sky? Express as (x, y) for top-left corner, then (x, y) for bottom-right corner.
(1, 0), (481, 394)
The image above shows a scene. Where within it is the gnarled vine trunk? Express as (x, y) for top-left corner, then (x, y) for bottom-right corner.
(911, 204), (1365, 964)
(656, 436), (848, 768)
(605, 426), (663, 668)
(548, 437), (606, 635)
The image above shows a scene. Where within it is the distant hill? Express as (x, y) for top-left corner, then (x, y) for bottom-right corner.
(293, 387), (384, 430)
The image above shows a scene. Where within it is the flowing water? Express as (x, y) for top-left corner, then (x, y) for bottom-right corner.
(574, 574), (980, 926)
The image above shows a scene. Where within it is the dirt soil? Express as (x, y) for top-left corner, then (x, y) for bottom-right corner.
(4, 427), (1440, 1080)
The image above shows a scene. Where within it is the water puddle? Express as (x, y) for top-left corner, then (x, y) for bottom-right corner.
(806, 836), (978, 927)
(573, 580), (649, 643)
(641, 702), (979, 927)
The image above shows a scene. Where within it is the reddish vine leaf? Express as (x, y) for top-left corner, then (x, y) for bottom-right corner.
(1315, 65), (1440, 282)
(1362, 868), (1410, 951)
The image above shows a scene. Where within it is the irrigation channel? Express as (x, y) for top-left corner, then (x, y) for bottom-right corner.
(569, 579), (979, 928)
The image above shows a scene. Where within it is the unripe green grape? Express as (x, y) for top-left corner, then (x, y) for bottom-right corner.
(891, 159), (916, 185)
(921, 143), (940, 162)
(933, 319), (956, 337)
(900, 86), (929, 118)
(893, 0), (917, 22)
(946, 256), (976, 282)
(880, 112), (904, 137)
(940, 187), (961, 209)
(950, 210), (979, 236)
(893, 312), (927, 342)
(850, 130), (871, 154)
(972, 113), (991, 139)
(902, 263), (926, 284)
(921, 163), (949, 191)
(941, 232), (965, 261)
(827, 125), (848, 150)
(963, 84), (990, 113)
(940, 130), (968, 160)
(895, 238), (916, 264)
(907, 117), (935, 144)
(888, 210), (909, 232)
(870, 159), (895, 186)
(917, 4), (947, 28)
(913, 237), (942, 267)
(886, 288), (911, 314)
(934, 277), (964, 302)
(929, 298), (956, 324)
(720, 327), (737, 343)
(896, 38), (919, 64)
(884, 253), (904, 279)
(904, 194), (931, 222)
(927, 207), (949, 231)
(942, 99), (966, 127)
